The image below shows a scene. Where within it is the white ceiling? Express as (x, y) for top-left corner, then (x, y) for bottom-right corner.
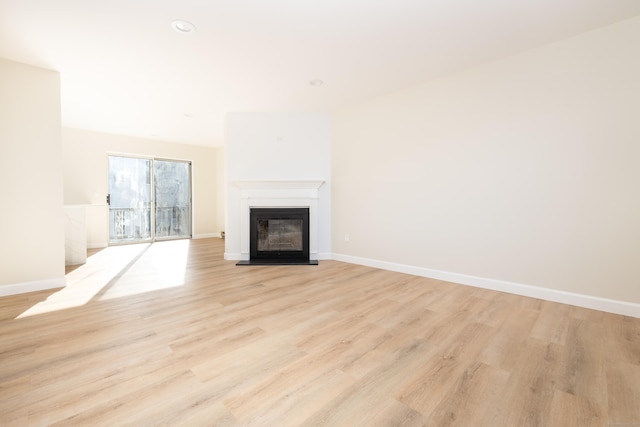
(1, 0), (639, 147)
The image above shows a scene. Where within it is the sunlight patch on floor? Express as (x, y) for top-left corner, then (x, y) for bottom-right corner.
(98, 239), (189, 300)
(17, 240), (189, 318)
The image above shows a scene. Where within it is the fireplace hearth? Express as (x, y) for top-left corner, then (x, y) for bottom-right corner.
(236, 207), (318, 266)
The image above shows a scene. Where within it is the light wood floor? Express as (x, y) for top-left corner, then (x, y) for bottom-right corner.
(1, 238), (639, 426)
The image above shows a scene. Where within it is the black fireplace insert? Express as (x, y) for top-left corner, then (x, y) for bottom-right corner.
(236, 207), (317, 265)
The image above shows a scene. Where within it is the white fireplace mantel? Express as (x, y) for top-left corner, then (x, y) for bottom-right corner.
(234, 180), (324, 191)
(234, 180), (325, 260)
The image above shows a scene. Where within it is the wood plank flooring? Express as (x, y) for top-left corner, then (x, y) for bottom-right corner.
(1, 238), (638, 426)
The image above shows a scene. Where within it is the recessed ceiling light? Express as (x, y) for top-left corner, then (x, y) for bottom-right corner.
(171, 20), (196, 34)
(309, 79), (323, 87)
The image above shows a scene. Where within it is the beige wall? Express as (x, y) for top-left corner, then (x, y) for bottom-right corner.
(332, 17), (640, 304)
(62, 127), (223, 246)
(0, 58), (65, 291)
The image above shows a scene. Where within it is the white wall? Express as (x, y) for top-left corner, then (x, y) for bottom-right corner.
(62, 127), (223, 247)
(225, 112), (331, 259)
(332, 17), (640, 308)
(0, 58), (65, 295)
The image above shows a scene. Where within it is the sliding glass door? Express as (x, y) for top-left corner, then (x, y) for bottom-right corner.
(154, 159), (191, 239)
(108, 156), (152, 243)
(108, 156), (191, 244)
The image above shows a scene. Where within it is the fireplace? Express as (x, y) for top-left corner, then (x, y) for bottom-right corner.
(236, 207), (318, 265)
(230, 180), (324, 263)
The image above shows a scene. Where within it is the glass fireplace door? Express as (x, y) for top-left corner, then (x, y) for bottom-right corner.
(258, 218), (304, 252)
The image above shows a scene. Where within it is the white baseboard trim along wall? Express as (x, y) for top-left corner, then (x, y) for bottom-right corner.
(87, 242), (108, 249)
(0, 277), (66, 297)
(193, 233), (222, 239)
(332, 253), (640, 318)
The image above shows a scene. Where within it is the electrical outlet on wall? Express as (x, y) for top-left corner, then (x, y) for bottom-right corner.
(344, 234), (350, 242)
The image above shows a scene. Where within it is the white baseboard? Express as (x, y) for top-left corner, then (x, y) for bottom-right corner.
(193, 233), (222, 239)
(332, 253), (640, 318)
(224, 252), (244, 261)
(87, 242), (108, 249)
(0, 277), (66, 297)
